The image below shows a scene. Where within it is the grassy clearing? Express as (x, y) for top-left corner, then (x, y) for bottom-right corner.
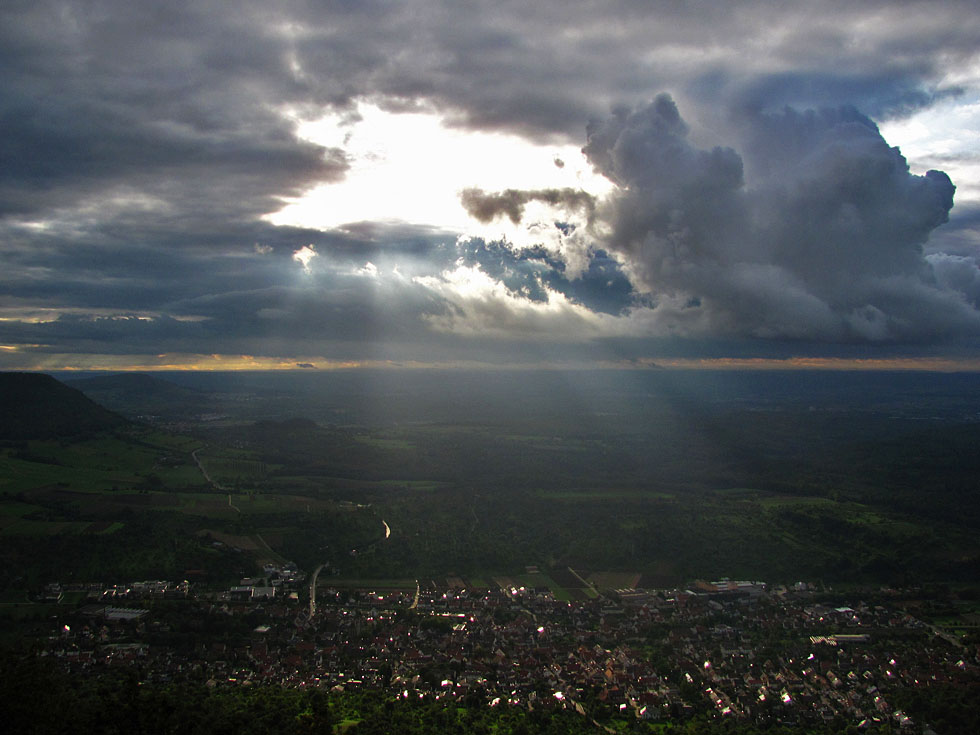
(587, 571), (643, 590)
(513, 571), (572, 601)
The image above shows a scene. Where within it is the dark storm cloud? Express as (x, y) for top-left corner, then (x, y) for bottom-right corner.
(584, 95), (977, 341)
(460, 188), (595, 226)
(928, 253), (980, 309)
(927, 204), (980, 257)
(5, 1), (970, 205)
(0, 266), (453, 357)
(713, 72), (964, 123)
(0, 2), (349, 220)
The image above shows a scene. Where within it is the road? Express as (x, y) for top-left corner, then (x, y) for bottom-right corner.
(309, 563), (326, 617)
(192, 446), (240, 514)
(567, 566), (599, 596)
(191, 446), (225, 490)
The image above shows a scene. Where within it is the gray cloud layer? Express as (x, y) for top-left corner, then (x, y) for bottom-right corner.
(1, 1), (979, 363)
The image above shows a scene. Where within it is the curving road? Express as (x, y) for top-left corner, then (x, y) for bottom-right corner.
(191, 447), (225, 490)
(192, 446), (240, 514)
(309, 563), (326, 616)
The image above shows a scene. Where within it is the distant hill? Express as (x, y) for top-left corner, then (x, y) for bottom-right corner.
(65, 372), (207, 418)
(0, 372), (127, 439)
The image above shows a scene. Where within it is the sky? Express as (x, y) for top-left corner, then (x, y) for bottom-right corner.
(2, 0), (980, 372)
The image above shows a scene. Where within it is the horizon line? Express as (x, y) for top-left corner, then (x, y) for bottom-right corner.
(5, 354), (980, 373)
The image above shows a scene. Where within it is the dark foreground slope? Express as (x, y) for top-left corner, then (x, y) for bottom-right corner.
(0, 372), (126, 439)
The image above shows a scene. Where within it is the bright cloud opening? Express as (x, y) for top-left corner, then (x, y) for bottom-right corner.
(413, 262), (624, 340)
(880, 92), (980, 204)
(292, 244), (318, 273)
(267, 102), (613, 249)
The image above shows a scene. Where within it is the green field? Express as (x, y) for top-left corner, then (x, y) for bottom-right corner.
(535, 489), (674, 500)
(2, 388), (980, 596)
(0, 519), (92, 536)
(354, 435), (415, 451)
(196, 455), (270, 482)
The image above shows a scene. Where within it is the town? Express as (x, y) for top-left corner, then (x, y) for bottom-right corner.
(30, 568), (979, 733)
